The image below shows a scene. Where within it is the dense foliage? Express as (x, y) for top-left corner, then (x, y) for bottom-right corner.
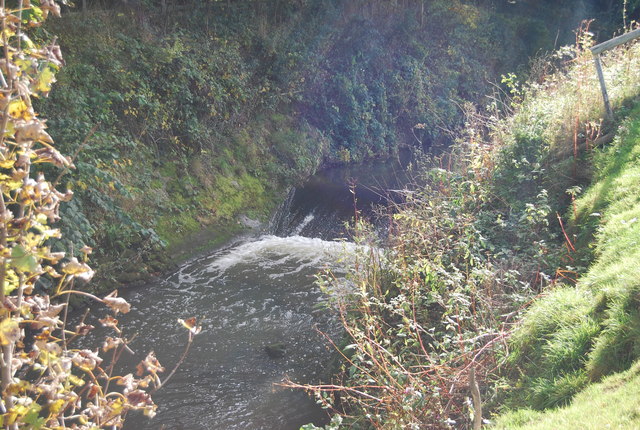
(0, 2), (200, 428)
(298, 22), (640, 429)
(31, 0), (621, 289)
(4, 1), (636, 427)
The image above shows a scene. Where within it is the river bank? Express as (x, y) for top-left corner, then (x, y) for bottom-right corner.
(298, 26), (640, 429)
(37, 1), (607, 295)
(95, 157), (414, 429)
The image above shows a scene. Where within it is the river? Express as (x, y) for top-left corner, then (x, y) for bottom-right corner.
(111, 157), (410, 429)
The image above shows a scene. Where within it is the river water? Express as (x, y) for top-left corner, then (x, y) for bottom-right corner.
(112, 158), (410, 430)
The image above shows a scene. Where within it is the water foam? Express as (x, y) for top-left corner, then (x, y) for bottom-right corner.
(292, 213), (315, 235)
(206, 235), (358, 275)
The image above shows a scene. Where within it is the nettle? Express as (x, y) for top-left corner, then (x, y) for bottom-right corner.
(0, 1), (198, 428)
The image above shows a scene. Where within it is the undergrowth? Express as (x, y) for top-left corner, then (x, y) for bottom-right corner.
(37, 0), (608, 289)
(299, 25), (640, 429)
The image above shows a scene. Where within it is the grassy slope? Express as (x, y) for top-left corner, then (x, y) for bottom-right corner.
(295, 28), (640, 428)
(493, 106), (640, 427)
(485, 31), (640, 426)
(494, 359), (640, 429)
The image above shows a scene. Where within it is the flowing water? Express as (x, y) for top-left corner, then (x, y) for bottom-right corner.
(111, 158), (410, 430)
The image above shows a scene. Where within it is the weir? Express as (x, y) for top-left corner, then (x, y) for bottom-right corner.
(116, 158), (409, 430)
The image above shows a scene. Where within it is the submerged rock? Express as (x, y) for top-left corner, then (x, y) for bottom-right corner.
(264, 342), (287, 359)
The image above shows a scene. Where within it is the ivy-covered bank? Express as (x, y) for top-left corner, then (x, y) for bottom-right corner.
(38, 0), (614, 290)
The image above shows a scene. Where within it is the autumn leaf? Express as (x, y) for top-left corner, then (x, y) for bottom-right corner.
(178, 317), (202, 335)
(10, 245), (38, 273)
(99, 315), (119, 328)
(61, 257), (94, 281)
(0, 159), (15, 169)
(7, 99), (31, 120)
(0, 318), (20, 346)
(14, 120), (53, 143)
(71, 349), (103, 371)
(136, 351), (164, 376)
(40, 0), (61, 18)
(33, 67), (56, 95)
(103, 291), (131, 314)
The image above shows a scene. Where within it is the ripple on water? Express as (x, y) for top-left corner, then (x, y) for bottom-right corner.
(118, 235), (352, 429)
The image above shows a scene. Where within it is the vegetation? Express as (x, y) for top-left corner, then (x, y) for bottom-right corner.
(29, 0), (624, 290)
(494, 360), (640, 429)
(2, 0), (639, 429)
(0, 1), (199, 428)
(297, 18), (640, 430)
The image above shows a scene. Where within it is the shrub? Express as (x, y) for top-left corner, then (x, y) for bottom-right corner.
(0, 3), (199, 428)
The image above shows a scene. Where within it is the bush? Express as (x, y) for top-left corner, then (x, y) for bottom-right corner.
(0, 4), (199, 428)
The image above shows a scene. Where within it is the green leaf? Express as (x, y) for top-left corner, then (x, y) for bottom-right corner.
(23, 403), (44, 430)
(10, 245), (38, 273)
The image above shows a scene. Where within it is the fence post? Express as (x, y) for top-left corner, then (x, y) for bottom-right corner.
(590, 28), (640, 119)
(593, 53), (613, 120)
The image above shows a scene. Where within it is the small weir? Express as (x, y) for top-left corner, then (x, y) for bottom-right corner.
(115, 158), (410, 429)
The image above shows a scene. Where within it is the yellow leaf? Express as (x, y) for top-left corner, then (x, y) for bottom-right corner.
(2, 28), (15, 40)
(3, 270), (19, 295)
(61, 258), (91, 276)
(111, 398), (124, 415)
(7, 99), (30, 120)
(68, 374), (85, 387)
(5, 411), (17, 426)
(14, 58), (34, 73)
(0, 159), (14, 169)
(0, 318), (20, 346)
(48, 399), (65, 415)
(3, 122), (14, 138)
(4, 179), (23, 191)
(35, 67), (56, 94)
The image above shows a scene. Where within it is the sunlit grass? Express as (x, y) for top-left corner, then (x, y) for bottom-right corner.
(493, 360), (640, 429)
(493, 34), (640, 419)
(499, 103), (640, 415)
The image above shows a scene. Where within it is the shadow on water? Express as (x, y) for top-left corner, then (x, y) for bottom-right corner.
(271, 153), (413, 240)
(109, 155), (413, 430)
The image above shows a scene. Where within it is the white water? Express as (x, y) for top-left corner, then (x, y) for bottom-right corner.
(115, 158), (410, 430)
(117, 234), (353, 430)
(203, 234), (357, 276)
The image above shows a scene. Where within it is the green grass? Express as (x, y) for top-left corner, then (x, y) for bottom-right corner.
(493, 359), (640, 429)
(498, 104), (640, 414)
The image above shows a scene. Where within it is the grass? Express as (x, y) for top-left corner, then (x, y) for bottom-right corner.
(496, 87), (640, 416)
(297, 30), (640, 427)
(493, 359), (640, 429)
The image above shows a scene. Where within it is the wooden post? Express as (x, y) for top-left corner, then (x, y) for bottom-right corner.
(470, 368), (482, 430)
(593, 54), (613, 120)
(589, 28), (640, 119)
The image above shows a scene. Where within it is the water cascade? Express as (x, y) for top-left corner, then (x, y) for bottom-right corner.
(116, 159), (409, 429)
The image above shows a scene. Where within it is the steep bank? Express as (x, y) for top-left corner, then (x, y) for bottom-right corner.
(39, 0), (609, 290)
(299, 24), (640, 429)
(495, 101), (640, 427)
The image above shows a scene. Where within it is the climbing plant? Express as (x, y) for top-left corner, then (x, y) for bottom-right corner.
(0, 1), (199, 428)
